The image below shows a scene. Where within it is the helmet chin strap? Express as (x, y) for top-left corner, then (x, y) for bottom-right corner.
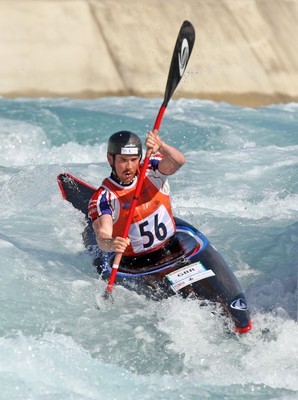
(109, 154), (141, 186)
(110, 156), (135, 186)
(110, 171), (136, 186)
(110, 155), (116, 175)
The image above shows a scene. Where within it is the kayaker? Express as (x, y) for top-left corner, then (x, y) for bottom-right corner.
(88, 129), (185, 266)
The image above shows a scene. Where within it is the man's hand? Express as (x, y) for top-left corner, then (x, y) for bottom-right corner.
(145, 129), (163, 154)
(145, 129), (185, 175)
(111, 236), (130, 253)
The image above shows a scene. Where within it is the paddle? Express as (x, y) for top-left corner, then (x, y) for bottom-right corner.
(105, 20), (195, 296)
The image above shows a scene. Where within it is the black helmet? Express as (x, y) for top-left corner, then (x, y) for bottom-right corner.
(107, 131), (142, 158)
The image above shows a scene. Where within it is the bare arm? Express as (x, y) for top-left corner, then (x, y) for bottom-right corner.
(92, 214), (129, 253)
(145, 129), (185, 175)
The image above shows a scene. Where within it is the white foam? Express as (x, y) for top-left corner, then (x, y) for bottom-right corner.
(0, 98), (297, 399)
(0, 118), (106, 167)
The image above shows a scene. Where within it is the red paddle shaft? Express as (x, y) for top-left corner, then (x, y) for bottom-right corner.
(105, 105), (166, 293)
(104, 20), (195, 294)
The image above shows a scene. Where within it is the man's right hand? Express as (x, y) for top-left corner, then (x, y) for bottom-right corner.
(112, 236), (130, 253)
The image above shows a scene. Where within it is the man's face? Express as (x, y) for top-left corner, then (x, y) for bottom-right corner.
(108, 153), (140, 184)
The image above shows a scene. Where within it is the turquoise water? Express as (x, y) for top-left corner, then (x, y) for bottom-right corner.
(0, 97), (297, 399)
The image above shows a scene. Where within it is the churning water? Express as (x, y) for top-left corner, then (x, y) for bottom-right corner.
(0, 97), (297, 399)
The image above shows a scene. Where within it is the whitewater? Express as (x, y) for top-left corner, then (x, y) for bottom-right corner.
(0, 97), (297, 400)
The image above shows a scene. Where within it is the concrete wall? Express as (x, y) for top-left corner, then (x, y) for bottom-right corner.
(1, 0), (298, 106)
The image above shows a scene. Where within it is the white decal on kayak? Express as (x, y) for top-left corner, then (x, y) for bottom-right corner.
(166, 261), (215, 293)
(230, 298), (248, 311)
(178, 38), (189, 77)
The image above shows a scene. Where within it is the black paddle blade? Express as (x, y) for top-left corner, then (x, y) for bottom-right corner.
(163, 20), (196, 107)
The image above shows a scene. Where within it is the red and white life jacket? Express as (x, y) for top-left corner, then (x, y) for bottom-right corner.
(88, 165), (176, 257)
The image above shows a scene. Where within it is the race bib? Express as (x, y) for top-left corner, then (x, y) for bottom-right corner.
(129, 204), (175, 254)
